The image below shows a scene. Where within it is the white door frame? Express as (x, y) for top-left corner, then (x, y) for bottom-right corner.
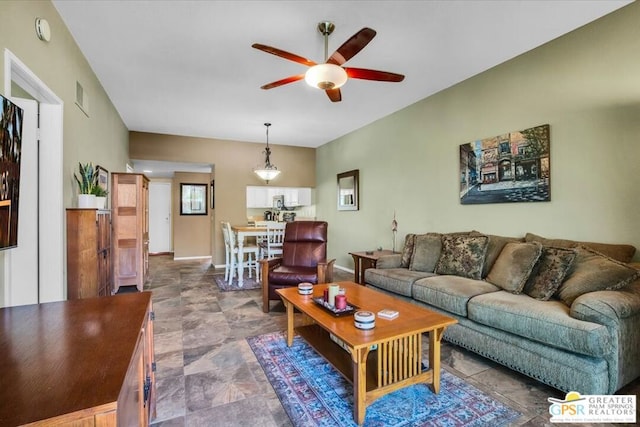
(4, 49), (64, 305)
(148, 181), (172, 253)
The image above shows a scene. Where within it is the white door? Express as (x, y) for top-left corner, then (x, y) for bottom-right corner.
(3, 50), (64, 307)
(5, 98), (38, 306)
(149, 182), (172, 253)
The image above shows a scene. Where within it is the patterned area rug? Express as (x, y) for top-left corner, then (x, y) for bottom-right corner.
(213, 273), (261, 291)
(247, 331), (521, 427)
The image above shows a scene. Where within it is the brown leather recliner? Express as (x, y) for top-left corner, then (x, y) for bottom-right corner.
(260, 221), (335, 313)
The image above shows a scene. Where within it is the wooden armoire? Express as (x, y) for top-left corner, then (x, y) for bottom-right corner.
(66, 208), (112, 298)
(111, 173), (149, 293)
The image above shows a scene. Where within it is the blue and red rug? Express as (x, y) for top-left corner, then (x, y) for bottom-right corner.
(247, 331), (521, 427)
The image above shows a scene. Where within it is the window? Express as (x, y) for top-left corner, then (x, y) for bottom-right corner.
(180, 183), (207, 215)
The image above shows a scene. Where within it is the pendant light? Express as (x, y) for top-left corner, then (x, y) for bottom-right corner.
(254, 123), (281, 183)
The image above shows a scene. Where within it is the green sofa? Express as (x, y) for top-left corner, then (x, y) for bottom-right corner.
(364, 231), (640, 395)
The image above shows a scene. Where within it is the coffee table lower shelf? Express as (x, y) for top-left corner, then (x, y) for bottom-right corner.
(295, 323), (435, 422)
(295, 324), (378, 391)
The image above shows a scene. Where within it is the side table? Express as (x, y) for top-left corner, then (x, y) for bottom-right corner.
(349, 250), (395, 284)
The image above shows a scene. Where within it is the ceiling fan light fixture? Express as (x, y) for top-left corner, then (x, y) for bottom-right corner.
(254, 123), (281, 183)
(305, 63), (348, 90)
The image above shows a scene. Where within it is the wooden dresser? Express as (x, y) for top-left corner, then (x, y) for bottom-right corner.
(66, 208), (112, 298)
(0, 292), (156, 426)
(111, 173), (150, 293)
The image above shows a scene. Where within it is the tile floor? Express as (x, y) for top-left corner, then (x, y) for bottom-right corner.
(147, 255), (639, 426)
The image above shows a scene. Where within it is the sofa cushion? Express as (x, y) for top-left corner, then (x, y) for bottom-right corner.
(400, 234), (416, 268)
(555, 246), (640, 306)
(435, 234), (489, 280)
(376, 253), (402, 269)
(525, 232), (636, 263)
(471, 231), (523, 278)
(524, 246), (577, 300)
(486, 242), (542, 293)
(409, 233), (441, 272)
(468, 291), (612, 357)
(412, 275), (501, 317)
(364, 268), (434, 297)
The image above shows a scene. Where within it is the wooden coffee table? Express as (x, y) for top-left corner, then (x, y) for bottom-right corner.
(276, 281), (457, 424)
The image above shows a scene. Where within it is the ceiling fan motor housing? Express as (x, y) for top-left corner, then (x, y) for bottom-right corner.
(318, 21), (335, 36)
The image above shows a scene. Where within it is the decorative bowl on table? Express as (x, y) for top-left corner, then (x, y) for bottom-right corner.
(354, 311), (376, 330)
(298, 282), (313, 295)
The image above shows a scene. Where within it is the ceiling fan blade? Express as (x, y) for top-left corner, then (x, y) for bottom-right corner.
(345, 67), (405, 82)
(260, 74), (306, 90)
(327, 28), (376, 66)
(325, 88), (342, 102)
(252, 43), (317, 67)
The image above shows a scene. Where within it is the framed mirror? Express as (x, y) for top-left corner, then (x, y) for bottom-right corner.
(180, 183), (208, 215)
(337, 169), (359, 211)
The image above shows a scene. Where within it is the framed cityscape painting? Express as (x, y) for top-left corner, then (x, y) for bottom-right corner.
(460, 124), (550, 205)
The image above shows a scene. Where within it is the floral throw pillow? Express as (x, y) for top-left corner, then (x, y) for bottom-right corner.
(400, 234), (416, 268)
(435, 234), (489, 280)
(524, 246), (577, 300)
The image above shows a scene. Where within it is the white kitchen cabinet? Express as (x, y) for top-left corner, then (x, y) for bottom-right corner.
(246, 186), (270, 208)
(246, 186), (313, 208)
(295, 187), (312, 206)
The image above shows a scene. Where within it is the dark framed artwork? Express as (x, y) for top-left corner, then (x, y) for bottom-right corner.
(210, 180), (215, 209)
(460, 124), (550, 205)
(180, 183), (208, 215)
(96, 165), (109, 194)
(0, 94), (23, 250)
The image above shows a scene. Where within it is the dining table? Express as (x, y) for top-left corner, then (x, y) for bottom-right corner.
(231, 225), (268, 286)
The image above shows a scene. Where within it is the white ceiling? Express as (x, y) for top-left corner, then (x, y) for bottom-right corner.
(131, 159), (212, 179)
(53, 1), (630, 149)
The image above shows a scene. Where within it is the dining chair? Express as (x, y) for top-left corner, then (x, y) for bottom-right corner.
(221, 221), (234, 282)
(263, 222), (286, 259)
(254, 220), (269, 250)
(221, 221), (260, 282)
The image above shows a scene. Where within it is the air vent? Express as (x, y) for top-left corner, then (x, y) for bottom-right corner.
(75, 81), (89, 116)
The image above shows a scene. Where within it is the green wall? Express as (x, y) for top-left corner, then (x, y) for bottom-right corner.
(0, 1), (129, 193)
(317, 2), (640, 269)
(0, 1), (129, 303)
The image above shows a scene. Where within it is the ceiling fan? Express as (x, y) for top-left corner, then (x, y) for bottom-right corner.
(252, 22), (405, 102)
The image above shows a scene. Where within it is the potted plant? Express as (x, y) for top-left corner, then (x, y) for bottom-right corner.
(74, 162), (98, 208)
(92, 185), (108, 209)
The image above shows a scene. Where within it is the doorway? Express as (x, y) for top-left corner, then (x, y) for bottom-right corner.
(2, 50), (64, 307)
(149, 181), (172, 253)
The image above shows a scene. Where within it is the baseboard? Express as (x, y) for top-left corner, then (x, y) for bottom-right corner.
(173, 255), (213, 261)
(210, 262), (353, 272)
(334, 264), (354, 274)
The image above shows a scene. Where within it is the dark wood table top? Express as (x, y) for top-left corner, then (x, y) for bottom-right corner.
(349, 250), (395, 260)
(0, 292), (151, 426)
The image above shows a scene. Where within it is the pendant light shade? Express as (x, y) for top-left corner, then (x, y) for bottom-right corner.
(254, 123), (281, 183)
